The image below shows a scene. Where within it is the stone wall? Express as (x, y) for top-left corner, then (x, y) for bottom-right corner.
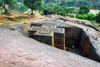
(54, 32), (65, 50)
(33, 35), (53, 46)
(80, 30), (100, 62)
(58, 27), (82, 48)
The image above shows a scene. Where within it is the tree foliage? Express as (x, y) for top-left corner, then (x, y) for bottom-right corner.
(64, 7), (76, 14)
(79, 6), (90, 14)
(24, 0), (43, 15)
(79, 9), (85, 14)
(14, 4), (28, 12)
(43, 3), (63, 15)
(96, 12), (100, 23)
(57, 11), (66, 16)
(77, 14), (88, 19)
(0, 0), (17, 14)
(87, 13), (95, 20)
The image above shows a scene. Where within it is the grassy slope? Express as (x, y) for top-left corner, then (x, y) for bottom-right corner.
(0, 7), (41, 25)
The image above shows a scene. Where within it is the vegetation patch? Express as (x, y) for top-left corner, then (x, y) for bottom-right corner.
(12, 17), (25, 21)
(0, 14), (32, 25)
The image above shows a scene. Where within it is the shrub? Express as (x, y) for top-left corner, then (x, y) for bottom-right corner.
(23, 22), (27, 24)
(87, 13), (95, 20)
(57, 11), (66, 16)
(96, 12), (100, 23)
(77, 15), (82, 19)
(48, 10), (55, 14)
(77, 14), (87, 19)
(66, 13), (69, 16)
(43, 9), (49, 15)
(83, 14), (88, 19)
(70, 15), (74, 18)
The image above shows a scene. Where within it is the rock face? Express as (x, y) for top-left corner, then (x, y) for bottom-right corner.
(0, 17), (100, 67)
(0, 28), (100, 67)
(34, 17), (100, 62)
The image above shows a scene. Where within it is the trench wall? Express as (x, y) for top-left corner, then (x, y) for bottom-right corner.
(61, 26), (100, 62)
(64, 27), (82, 48)
(80, 30), (100, 62)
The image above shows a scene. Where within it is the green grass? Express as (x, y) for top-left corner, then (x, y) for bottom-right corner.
(91, 20), (99, 25)
(12, 17), (24, 21)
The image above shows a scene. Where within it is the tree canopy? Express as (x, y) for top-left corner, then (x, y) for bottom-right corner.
(24, 0), (43, 15)
(42, 3), (63, 15)
(0, 0), (17, 14)
(96, 12), (100, 23)
(79, 6), (90, 14)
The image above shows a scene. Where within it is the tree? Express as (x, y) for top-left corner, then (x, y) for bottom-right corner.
(64, 7), (76, 14)
(79, 9), (85, 14)
(43, 8), (49, 15)
(17, 0), (24, 2)
(0, 0), (17, 15)
(96, 12), (100, 23)
(42, 3), (63, 15)
(79, 6), (90, 14)
(14, 4), (28, 12)
(24, 0), (43, 15)
(57, 11), (66, 16)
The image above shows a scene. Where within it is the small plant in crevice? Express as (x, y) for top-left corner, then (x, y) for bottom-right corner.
(86, 35), (89, 38)
(23, 22), (27, 24)
(97, 39), (99, 41)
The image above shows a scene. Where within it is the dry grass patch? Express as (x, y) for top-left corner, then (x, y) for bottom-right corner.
(0, 14), (41, 25)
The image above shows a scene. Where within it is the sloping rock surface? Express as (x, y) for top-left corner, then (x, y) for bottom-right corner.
(0, 28), (100, 67)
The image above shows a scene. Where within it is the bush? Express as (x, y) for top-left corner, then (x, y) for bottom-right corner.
(70, 15), (74, 18)
(23, 22), (27, 24)
(83, 14), (88, 19)
(96, 12), (100, 23)
(66, 13), (69, 16)
(57, 11), (66, 16)
(77, 14), (88, 19)
(77, 15), (83, 19)
(43, 9), (49, 15)
(48, 11), (55, 14)
(87, 14), (95, 20)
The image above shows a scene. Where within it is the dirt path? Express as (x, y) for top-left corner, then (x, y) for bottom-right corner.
(10, 15), (47, 25)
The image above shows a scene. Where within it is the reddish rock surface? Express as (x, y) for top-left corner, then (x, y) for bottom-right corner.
(0, 28), (100, 67)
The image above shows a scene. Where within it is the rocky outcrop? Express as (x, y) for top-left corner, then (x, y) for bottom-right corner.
(0, 28), (100, 67)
